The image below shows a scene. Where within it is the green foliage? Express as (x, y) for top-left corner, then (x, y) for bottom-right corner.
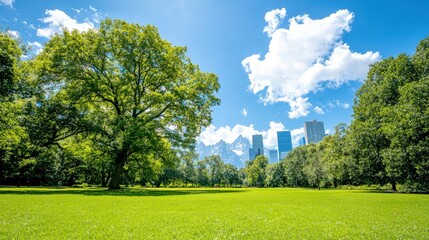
(1, 187), (428, 239)
(0, 32), (21, 99)
(317, 124), (360, 187)
(0, 32), (33, 185)
(222, 163), (242, 187)
(33, 19), (220, 189)
(381, 77), (429, 190)
(284, 146), (308, 187)
(245, 155), (268, 187)
(195, 159), (210, 186)
(264, 162), (286, 187)
(178, 152), (198, 186)
(204, 155), (224, 186)
(303, 144), (328, 189)
(1, 21), (220, 188)
(348, 37), (429, 190)
(282, 36), (429, 191)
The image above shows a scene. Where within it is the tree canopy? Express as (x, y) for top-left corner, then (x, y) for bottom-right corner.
(0, 20), (220, 189)
(35, 19), (220, 189)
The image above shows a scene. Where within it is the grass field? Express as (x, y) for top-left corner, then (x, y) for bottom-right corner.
(0, 187), (428, 239)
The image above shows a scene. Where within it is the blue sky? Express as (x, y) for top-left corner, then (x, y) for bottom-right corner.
(1, 0), (429, 149)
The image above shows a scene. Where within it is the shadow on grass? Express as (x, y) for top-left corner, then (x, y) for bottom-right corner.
(0, 187), (247, 197)
(351, 189), (429, 194)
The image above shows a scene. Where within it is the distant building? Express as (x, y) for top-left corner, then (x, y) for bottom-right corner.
(304, 120), (325, 144)
(252, 134), (264, 157)
(249, 148), (255, 161)
(298, 136), (306, 146)
(269, 150), (278, 164)
(249, 134), (264, 160)
(277, 131), (292, 160)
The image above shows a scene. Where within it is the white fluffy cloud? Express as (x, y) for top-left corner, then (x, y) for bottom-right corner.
(314, 106), (325, 114)
(0, 0), (13, 7)
(198, 122), (304, 149)
(263, 8), (286, 37)
(37, 9), (94, 38)
(289, 97), (311, 119)
(242, 8), (380, 119)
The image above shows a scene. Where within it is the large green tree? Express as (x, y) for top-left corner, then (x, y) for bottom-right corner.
(350, 37), (429, 191)
(379, 38), (429, 190)
(0, 32), (27, 184)
(35, 19), (220, 189)
(350, 53), (415, 190)
(381, 78), (429, 190)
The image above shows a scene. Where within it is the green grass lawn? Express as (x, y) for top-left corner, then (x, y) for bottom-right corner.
(0, 187), (428, 239)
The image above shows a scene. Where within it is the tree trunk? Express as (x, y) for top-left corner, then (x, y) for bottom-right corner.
(391, 180), (397, 191)
(101, 172), (107, 187)
(108, 149), (128, 190)
(101, 162), (108, 187)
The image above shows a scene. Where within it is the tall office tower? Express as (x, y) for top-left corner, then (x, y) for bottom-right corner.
(298, 136), (306, 146)
(249, 148), (255, 161)
(252, 134), (264, 158)
(269, 150), (279, 164)
(304, 120), (325, 144)
(277, 131), (292, 160)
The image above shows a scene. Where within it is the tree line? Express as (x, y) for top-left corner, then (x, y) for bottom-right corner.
(130, 35), (429, 191)
(1, 19), (428, 191)
(282, 37), (429, 192)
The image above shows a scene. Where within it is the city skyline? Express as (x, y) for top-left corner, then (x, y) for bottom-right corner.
(249, 125), (299, 162)
(248, 120), (321, 162)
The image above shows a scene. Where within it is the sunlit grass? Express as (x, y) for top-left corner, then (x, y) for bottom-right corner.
(0, 187), (428, 239)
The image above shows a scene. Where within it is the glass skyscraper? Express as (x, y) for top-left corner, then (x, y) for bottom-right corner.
(252, 134), (264, 157)
(269, 149), (278, 164)
(248, 148), (255, 161)
(277, 131), (292, 160)
(304, 120), (325, 144)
